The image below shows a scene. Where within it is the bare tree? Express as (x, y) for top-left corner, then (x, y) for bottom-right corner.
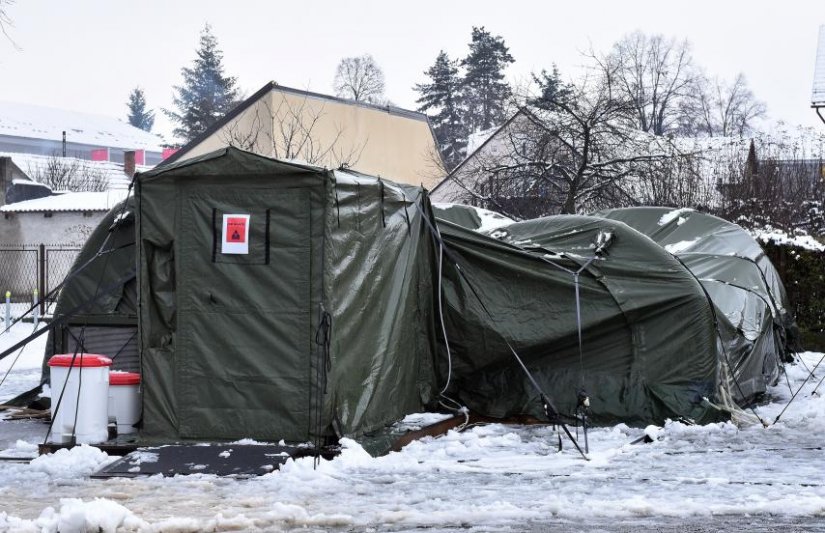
(333, 54), (386, 103)
(220, 92), (365, 168)
(26, 156), (109, 192)
(440, 67), (692, 219)
(681, 73), (766, 137)
(601, 31), (697, 135)
(716, 133), (825, 234)
(0, 0), (19, 49)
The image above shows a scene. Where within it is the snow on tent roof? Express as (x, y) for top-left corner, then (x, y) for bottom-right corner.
(432, 202), (514, 232)
(813, 25), (825, 105)
(0, 101), (164, 151)
(0, 190), (128, 213)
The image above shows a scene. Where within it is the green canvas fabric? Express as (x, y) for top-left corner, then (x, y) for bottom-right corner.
(33, 149), (794, 440)
(436, 215), (723, 425)
(431, 203), (484, 230)
(324, 172), (437, 435)
(594, 207), (793, 402)
(137, 147), (437, 442)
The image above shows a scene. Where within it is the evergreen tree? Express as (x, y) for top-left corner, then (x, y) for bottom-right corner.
(414, 51), (468, 170)
(529, 65), (573, 111)
(461, 27), (515, 132)
(126, 87), (154, 132)
(164, 24), (239, 143)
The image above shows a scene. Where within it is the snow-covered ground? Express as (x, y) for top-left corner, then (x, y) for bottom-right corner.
(1, 320), (824, 531)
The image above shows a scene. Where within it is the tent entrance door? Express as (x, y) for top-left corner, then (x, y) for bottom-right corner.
(176, 187), (314, 441)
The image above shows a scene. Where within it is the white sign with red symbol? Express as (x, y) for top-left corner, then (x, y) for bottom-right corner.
(221, 214), (250, 254)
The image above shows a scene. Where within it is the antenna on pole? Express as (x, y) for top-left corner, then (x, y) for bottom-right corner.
(812, 25), (825, 126)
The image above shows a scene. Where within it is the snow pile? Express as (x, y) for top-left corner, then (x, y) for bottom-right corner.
(751, 227), (825, 252)
(0, 439), (38, 459)
(38, 498), (142, 533)
(29, 445), (115, 479)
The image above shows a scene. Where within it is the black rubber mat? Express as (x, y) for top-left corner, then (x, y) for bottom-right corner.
(92, 444), (322, 478)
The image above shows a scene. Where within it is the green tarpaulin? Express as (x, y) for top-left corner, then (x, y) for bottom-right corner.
(435, 215), (723, 425)
(20, 150), (796, 443)
(136, 148), (437, 442)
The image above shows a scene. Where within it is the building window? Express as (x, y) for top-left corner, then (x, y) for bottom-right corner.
(44, 212), (53, 218)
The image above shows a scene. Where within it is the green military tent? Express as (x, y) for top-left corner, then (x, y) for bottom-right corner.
(432, 207), (795, 425)
(434, 215), (725, 425)
(18, 148), (438, 443)
(136, 148), (437, 442)
(8, 149), (798, 445)
(595, 207), (797, 402)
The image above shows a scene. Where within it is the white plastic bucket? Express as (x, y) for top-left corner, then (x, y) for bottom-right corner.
(108, 372), (141, 435)
(48, 353), (112, 444)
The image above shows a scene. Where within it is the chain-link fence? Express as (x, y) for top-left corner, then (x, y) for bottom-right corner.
(0, 244), (82, 313)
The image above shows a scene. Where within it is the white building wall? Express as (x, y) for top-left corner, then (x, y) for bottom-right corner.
(0, 211), (102, 246)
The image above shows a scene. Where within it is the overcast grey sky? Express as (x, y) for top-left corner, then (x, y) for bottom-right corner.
(1, 0), (823, 142)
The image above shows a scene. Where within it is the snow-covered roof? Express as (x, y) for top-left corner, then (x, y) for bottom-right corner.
(0, 152), (149, 192)
(0, 101), (164, 152)
(813, 25), (825, 105)
(466, 127), (499, 154)
(0, 190), (128, 213)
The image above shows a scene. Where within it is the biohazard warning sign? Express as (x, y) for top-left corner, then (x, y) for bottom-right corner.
(221, 214), (250, 254)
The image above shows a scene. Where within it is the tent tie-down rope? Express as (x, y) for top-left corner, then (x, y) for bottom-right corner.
(432, 225), (468, 424)
(417, 201), (591, 460)
(772, 351), (825, 425)
(312, 305), (332, 468)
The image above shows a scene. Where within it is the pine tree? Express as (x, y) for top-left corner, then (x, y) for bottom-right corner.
(461, 27), (515, 132)
(164, 24), (239, 143)
(414, 51), (468, 170)
(529, 65), (573, 111)
(126, 87), (154, 132)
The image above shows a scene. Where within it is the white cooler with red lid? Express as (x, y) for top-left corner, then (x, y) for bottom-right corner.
(108, 371), (141, 435)
(48, 353), (112, 444)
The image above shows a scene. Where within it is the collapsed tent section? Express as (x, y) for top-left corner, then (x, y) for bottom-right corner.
(137, 148), (437, 442)
(434, 215), (723, 425)
(595, 207), (797, 403)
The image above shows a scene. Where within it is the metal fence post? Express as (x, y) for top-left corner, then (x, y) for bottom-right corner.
(4, 291), (9, 332)
(33, 289), (39, 328)
(38, 243), (46, 316)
